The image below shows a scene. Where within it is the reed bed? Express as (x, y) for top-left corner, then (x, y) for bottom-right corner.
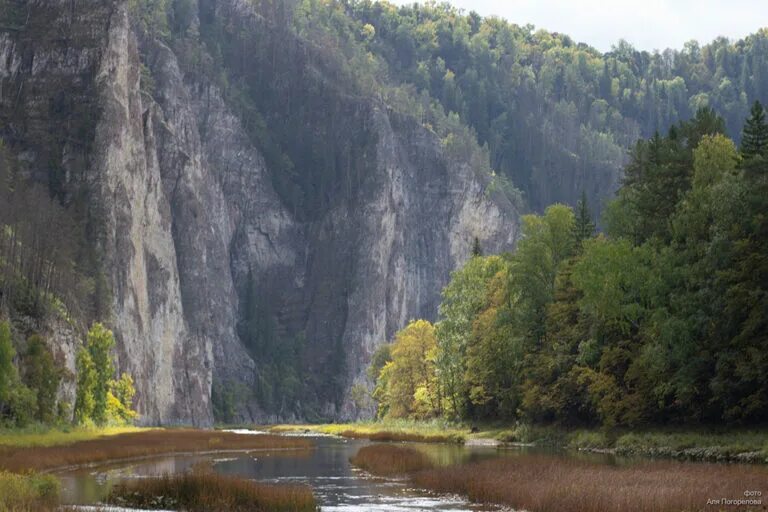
(349, 444), (435, 476)
(107, 470), (318, 512)
(0, 429), (312, 472)
(411, 454), (768, 512)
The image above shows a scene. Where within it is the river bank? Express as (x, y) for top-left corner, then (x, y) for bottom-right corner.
(267, 421), (768, 464)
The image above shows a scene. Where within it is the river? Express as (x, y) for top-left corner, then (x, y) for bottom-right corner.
(57, 431), (619, 511)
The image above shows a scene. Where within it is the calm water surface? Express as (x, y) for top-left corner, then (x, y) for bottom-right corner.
(58, 432), (617, 511)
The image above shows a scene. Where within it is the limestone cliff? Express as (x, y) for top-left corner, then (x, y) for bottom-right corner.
(0, 0), (518, 424)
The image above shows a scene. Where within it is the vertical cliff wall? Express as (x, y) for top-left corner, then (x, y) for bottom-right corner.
(0, 0), (519, 423)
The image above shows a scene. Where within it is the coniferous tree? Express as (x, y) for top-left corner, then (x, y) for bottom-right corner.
(573, 191), (595, 244)
(471, 237), (483, 257)
(741, 100), (768, 161)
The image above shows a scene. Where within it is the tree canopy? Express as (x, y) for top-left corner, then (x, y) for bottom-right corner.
(370, 108), (768, 427)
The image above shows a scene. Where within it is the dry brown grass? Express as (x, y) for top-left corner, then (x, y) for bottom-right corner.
(107, 468), (318, 512)
(0, 429), (312, 472)
(349, 444), (435, 476)
(411, 454), (768, 512)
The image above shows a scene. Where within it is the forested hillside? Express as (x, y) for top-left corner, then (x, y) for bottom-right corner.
(287, 1), (768, 211)
(370, 105), (768, 427)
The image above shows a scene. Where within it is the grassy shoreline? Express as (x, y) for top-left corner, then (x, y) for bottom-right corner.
(268, 420), (467, 443)
(266, 421), (768, 463)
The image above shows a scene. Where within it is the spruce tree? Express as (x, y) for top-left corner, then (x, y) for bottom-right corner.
(471, 237), (483, 257)
(573, 191), (595, 243)
(741, 100), (768, 161)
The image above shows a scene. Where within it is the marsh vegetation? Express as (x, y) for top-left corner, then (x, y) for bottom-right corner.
(107, 467), (318, 512)
(0, 429), (311, 472)
(349, 443), (768, 512)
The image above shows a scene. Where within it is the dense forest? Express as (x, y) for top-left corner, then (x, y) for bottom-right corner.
(370, 104), (768, 427)
(288, 0), (768, 210)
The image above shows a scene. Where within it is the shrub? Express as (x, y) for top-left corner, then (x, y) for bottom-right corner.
(0, 471), (60, 512)
(568, 430), (609, 449)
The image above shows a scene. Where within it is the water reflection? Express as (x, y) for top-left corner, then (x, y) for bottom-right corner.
(59, 435), (505, 511)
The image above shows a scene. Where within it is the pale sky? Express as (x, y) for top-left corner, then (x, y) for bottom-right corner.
(390, 0), (768, 52)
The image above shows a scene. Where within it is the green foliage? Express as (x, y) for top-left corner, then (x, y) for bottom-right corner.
(367, 344), (391, 382)
(0, 322), (15, 404)
(22, 335), (62, 424)
(464, 265), (521, 419)
(74, 348), (96, 425)
(212, 379), (250, 425)
(741, 100), (768, 161)
(510, 204), (576, 344)
(236, 271), (304, 416)
(340, 3), (765, 210)
(435, 255), (508, 418)
(573, 191), (595, 244)
(86, 323), (115, 425)
(108, 373), (138, 424)
(0, 470), (61, 511)
(4, 383), (36, 428)
(373, 110), (768, 429)
(129, 0), (170, 37)
(608, 109), (727, 243)
(0, 323), (68, 427)
(74, 323), (135, 426)
(0, 321), (36, 427)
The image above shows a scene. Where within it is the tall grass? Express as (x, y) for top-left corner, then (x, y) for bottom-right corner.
(610, 430), (768, 461)
(0, 429), (312, 472)
(411, 454), (768, 512)
(0, 471), (60, 512)
(269, 419), (466, 443)
(0, 425), (148, 448)
(107, 469), (318, 512)
(349, 444), (434, 476)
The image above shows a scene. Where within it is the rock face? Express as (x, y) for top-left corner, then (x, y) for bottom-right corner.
(0, 0), (518, 424)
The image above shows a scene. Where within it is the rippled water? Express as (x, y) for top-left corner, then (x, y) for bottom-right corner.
(59, 434), (511, 511)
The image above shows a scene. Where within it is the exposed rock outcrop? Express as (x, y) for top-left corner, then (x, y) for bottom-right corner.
(0, 0), (519, 424)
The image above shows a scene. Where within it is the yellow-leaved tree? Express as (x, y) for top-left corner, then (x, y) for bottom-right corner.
(375, 320), (440, 420)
